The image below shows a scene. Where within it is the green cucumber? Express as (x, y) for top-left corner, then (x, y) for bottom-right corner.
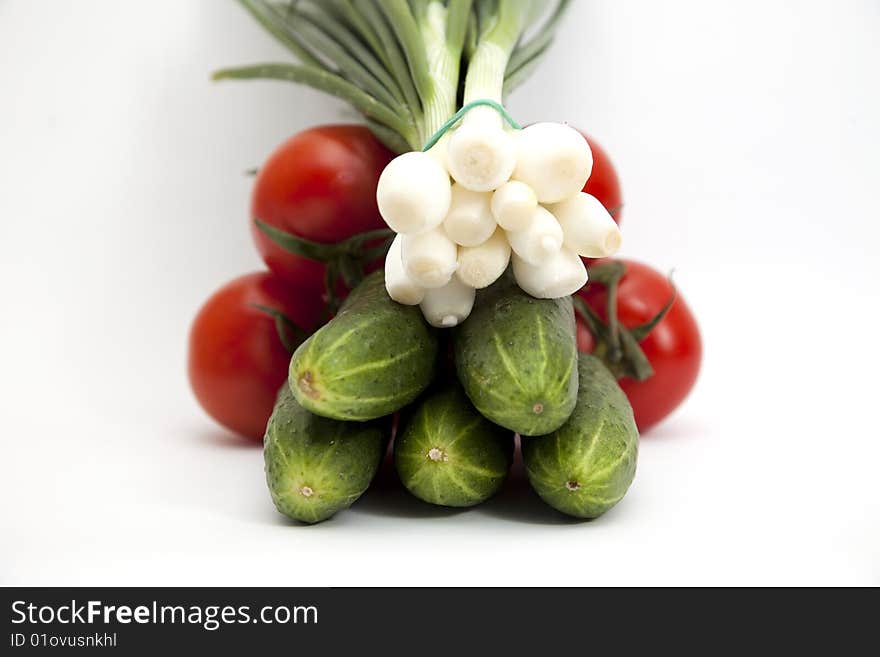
(289, 270), (439, 421)
(264, 385), (387, 524)
(453, 278), (578, 435)
(394, 383), (514, 507)
(521, 354), (638, 519)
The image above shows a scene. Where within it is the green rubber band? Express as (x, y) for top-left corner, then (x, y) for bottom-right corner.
(421, 99), (522, 152)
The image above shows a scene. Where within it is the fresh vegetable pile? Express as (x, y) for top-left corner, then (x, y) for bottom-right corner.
(189, 0), (702, 523)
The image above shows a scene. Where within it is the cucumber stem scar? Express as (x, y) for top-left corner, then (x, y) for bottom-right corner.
(532, 403), (544, 414)
(297, 371), (320, 399)
(427, 448), (449, 463)
(300, 486), (315, 498)
(565, 481), (580, 491)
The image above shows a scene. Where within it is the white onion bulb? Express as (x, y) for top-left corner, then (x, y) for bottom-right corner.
(512, 122), (593, 203)
(456, 228), (511, 289)
(377, 151), (451, 234)
(512, 248), (588, 299)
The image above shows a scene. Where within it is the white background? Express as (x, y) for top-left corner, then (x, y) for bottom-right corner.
(1, 0), (878, 586)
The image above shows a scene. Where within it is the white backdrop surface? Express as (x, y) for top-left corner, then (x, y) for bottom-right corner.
(1, 0), (878, 585)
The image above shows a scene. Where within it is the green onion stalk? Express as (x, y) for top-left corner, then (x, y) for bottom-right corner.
(213, 0), (572, 154)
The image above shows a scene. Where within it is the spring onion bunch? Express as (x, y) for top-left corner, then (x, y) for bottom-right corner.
(215, 0), (621, 327)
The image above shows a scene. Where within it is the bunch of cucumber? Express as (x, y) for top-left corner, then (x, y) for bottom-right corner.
(264, 270), (639, 523)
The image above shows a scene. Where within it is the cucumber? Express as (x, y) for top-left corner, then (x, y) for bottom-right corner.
(521, 354), (638, 519)
(264, 385), (387, 524)
(394, 383), (514, 507)
(289, 270), (439, 421)
(453, 277), (578, 435)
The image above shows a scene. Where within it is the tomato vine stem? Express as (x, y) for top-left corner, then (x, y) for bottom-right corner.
(254, 219), (394, 312)
(573, 263), (677, 382)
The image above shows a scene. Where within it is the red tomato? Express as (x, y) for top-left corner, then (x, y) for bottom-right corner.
(580, 132), (623, 225)
(577, 260), (702, 433)
(188, 272), (324, 441)
(575, 319), (596, 353)
(251, 125), (394, 292)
